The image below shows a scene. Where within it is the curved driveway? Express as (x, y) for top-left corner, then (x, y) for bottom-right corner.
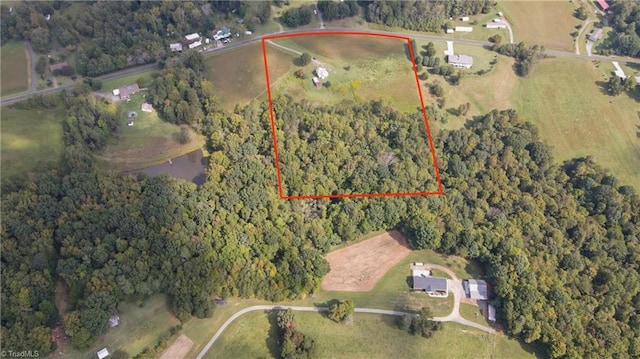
(195, 269), (496, 359)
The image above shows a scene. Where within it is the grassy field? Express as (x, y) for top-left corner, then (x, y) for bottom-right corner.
(269, 35), (421, 112)
(459, 302), (494, 327)
(95, 92), (204, 172)
(1, 106), (65, 181)
(205, 311), (540, 359)
(1, 41), (29, 96)
(58, 295), (181, 359)
(180, 245), (484, 358)
(101, 70), (157, 91)
(498, 0), (581, 51)
(204, 42), (295, 110)
(513, 57), (640, 189)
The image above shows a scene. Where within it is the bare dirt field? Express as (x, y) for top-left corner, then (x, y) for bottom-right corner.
(160, 334), (193, 359)
(322, 230), (412, 291)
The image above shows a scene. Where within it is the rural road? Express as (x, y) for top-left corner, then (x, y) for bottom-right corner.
(4, 24), (640, 106)
(195, 302), (494, 359)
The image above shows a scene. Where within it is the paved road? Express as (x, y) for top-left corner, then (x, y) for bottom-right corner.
(195, 302), (493, 359)
(4, 26), (640, 106)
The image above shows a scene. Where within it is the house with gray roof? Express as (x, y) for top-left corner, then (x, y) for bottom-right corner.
(412, 274), (448, 296)
(588, 28), (603, 42)
(448, 54), (474, 68)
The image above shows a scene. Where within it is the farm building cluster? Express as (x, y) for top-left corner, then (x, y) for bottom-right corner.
(312, 67), (329, 88)
(411, 263), (496, 323)
(444, 12), (508, 34)
(168, 20), (252, 53)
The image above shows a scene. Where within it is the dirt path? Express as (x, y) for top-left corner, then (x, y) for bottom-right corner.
(575, 19), (591, 55)
(24, 41), (37, 93)
(160, 334), (193, 359)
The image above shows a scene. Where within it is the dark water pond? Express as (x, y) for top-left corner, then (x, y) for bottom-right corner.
(127, 149), (206, 185)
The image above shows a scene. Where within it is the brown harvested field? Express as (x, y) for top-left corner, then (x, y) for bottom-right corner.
(498, 0), (580, 52)
(322, 230), (412, 291)
(160, 334), (193, 359)
(0, 41), (29, 96)
(204, 42), (295, 110)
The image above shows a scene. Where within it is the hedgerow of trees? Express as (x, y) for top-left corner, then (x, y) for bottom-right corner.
(276, 309), (316, 359)
(495, 42), (545, 76)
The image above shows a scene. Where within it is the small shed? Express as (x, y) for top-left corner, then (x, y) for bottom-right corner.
(169, 43), (183, 52)
(312, 77), (321, 88)
(446, 28), (455, 34)
(109, 314), (120, 327)
(460, 16), (469, 22)
(141, 103), (153, 112)
(488, 304), (496, 322)
(112, 89), (120, 97)
(97, 348), (109, 359)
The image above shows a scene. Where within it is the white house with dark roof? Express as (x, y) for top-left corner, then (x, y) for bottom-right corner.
(448, 54), (474, 68)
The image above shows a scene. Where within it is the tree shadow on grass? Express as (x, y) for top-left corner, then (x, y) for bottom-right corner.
(265, 309), (281, 359)
(595, 80), (613, 96)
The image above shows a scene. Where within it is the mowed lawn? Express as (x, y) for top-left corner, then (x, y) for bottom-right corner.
(513, 57), (640, 189)
(1, 41), (29, 96)
(205, 311), (540, 359)
(204, 42), (295, 111)
(95, 92), (204, 172)
(269, 35), (421, 112)
(1, 106), (65, 180)
(498, 0), (580, 51)
(61, 295), (181, 359)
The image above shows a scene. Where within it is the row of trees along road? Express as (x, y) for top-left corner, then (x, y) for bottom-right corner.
(1, 56), (639, 358)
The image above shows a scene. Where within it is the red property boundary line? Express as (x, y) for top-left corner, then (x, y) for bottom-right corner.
(261, 31), (443, 200)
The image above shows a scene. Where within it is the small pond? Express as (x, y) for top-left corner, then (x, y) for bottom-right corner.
(126, 149), (206, 185)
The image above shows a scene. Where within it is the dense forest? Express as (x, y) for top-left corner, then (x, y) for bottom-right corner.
(599, 0), (640, 58)
(271, 97), (439, 196)
(2, 80), (639, 357)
